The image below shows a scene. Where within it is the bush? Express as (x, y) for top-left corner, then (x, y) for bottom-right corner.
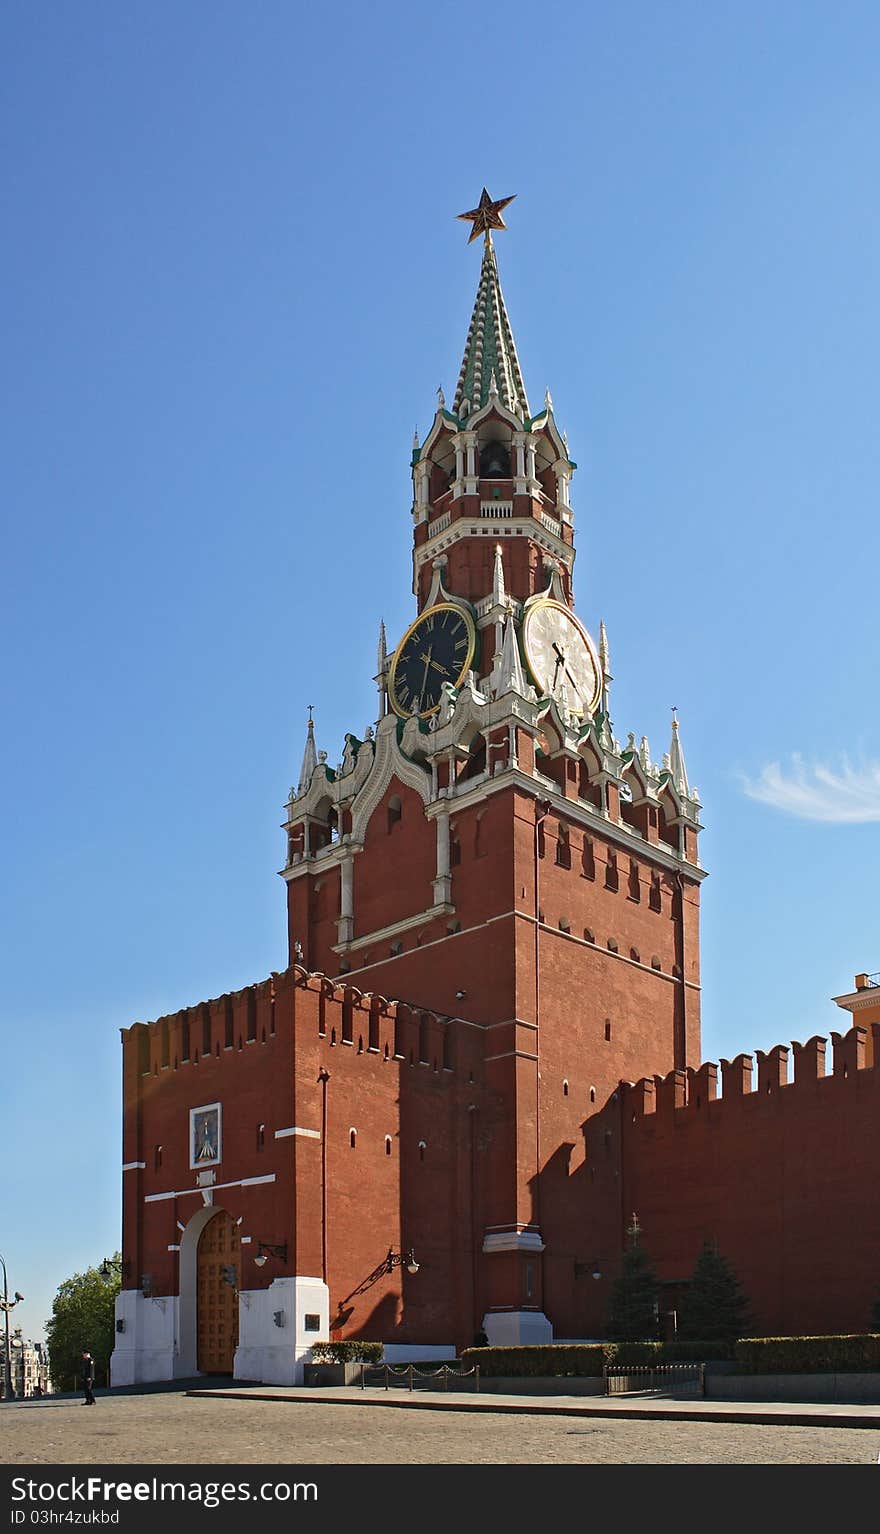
(309, 1341), (384, 1364)
(734, 1335), (880, 1374)
(658, 1339), (735, 1362)
(459, 1345), (612, 1377)
(457, 1340), (735, 1377)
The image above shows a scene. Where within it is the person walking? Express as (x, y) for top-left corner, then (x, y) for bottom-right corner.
(81, 1350), (96, 1405)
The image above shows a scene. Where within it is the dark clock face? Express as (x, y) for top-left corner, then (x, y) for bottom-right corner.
(388, 603), (477, 718)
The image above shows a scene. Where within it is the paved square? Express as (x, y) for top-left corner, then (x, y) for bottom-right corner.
(2, 1389), (879, 1465)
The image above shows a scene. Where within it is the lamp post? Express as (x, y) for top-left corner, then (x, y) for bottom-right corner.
(384, 1248), (420, 1277)
(253, 1242), (288, 1269)
(0, 1254), (24, 1402)
(99, 1258), (129, 1280)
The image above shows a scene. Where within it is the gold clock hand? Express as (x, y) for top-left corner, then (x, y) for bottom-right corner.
(419, 646), (433, 708)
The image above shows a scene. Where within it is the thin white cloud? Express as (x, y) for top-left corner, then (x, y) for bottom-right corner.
(741, 755), (880, 823)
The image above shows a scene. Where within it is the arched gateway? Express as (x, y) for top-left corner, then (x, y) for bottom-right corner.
(196, 1209), (240, 1373)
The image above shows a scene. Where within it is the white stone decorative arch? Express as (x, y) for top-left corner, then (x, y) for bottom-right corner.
(349, 722), (431, 843)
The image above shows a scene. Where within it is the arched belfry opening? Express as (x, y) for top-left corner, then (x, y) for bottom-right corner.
(480, 438), (511, 479)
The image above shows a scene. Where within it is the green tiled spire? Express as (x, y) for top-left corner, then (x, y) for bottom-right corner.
(452, 237), (530, 419)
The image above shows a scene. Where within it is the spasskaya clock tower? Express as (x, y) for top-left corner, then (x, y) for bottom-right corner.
(282, 189), (705, 1345)
(115, 190), (880, 1387)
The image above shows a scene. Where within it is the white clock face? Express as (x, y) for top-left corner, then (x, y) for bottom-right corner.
(522, 599), (601, 717)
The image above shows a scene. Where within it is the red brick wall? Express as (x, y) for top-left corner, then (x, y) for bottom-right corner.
(616, 1024), (880, 1337)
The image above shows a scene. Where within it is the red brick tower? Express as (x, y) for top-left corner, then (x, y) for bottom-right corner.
(282, 190), (705, 1343)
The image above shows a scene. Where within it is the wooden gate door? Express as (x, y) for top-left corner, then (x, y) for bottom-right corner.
(196, 1209), (240, 1374)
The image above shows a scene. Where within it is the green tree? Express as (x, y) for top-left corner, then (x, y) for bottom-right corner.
(44, 1256), (121, 1391)
(605, 1215), (659, 1341)
(678, 1239), (753, 1343)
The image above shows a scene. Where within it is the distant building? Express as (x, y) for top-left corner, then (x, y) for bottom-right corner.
(833, 972), (880, 1027)
(2, 1330), (51, 1397)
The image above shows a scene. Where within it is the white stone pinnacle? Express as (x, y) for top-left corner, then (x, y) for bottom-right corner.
(669, 711), (690, 797)
(492, 544), (506, 608)
(599, 619), (611, 678)
(297, 717), (318, 796)
(497, 615), (526, 698)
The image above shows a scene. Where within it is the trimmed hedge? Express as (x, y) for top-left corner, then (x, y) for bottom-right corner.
(460, 1345), (610, 1377)
(310, 1341), (384, 1364)
(734, 1335), (880, 1375)
(458, 1341), (734, 1377)
(612, 1339), (735, 1364)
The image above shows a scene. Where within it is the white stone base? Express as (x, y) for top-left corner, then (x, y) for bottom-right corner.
(109, 1290), (180, 1388)
(234, 1276), (330, 1386)
(110, 1276), (330, 1388)
(482, 1310), (553, 1346)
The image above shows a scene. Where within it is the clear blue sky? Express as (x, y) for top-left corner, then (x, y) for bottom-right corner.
(3, 1), (879, 1347)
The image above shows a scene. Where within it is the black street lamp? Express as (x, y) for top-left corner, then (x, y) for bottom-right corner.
(384, 1248), (420, 1277)
(0, 1254), (24, 1402)
(99, 1258), (130, 1280)
(253, 1242), (288, 1269)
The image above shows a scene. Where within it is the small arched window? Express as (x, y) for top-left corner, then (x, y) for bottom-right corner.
(563, 1079), (569, 1097)
(418, 1140), (427, 1162)
(256, 1124), (265, 1152)
(555, 824), (571, 869)
(349, 1128), (357, 1149)
(582, 839), (595, 879)
(385, 1135), (392, 1156)
(387, 795), (402, 833)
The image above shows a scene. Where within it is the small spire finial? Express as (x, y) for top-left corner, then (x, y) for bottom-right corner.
(599, 621), (610, 674)
(492, 543), (506, 609)
(298, 710), (318, 795)
(457, 187), (516, 246)
(496, 614), (527, 699)
(544, 387), (553, 410)
(437, 385), (445, 409)
(668, 707), (690, 796)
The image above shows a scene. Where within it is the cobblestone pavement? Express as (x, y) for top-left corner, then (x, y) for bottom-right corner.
(2, 1391), (880, 1465)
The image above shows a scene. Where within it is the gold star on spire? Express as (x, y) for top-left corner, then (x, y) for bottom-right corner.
(457, 187), (516, 245)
